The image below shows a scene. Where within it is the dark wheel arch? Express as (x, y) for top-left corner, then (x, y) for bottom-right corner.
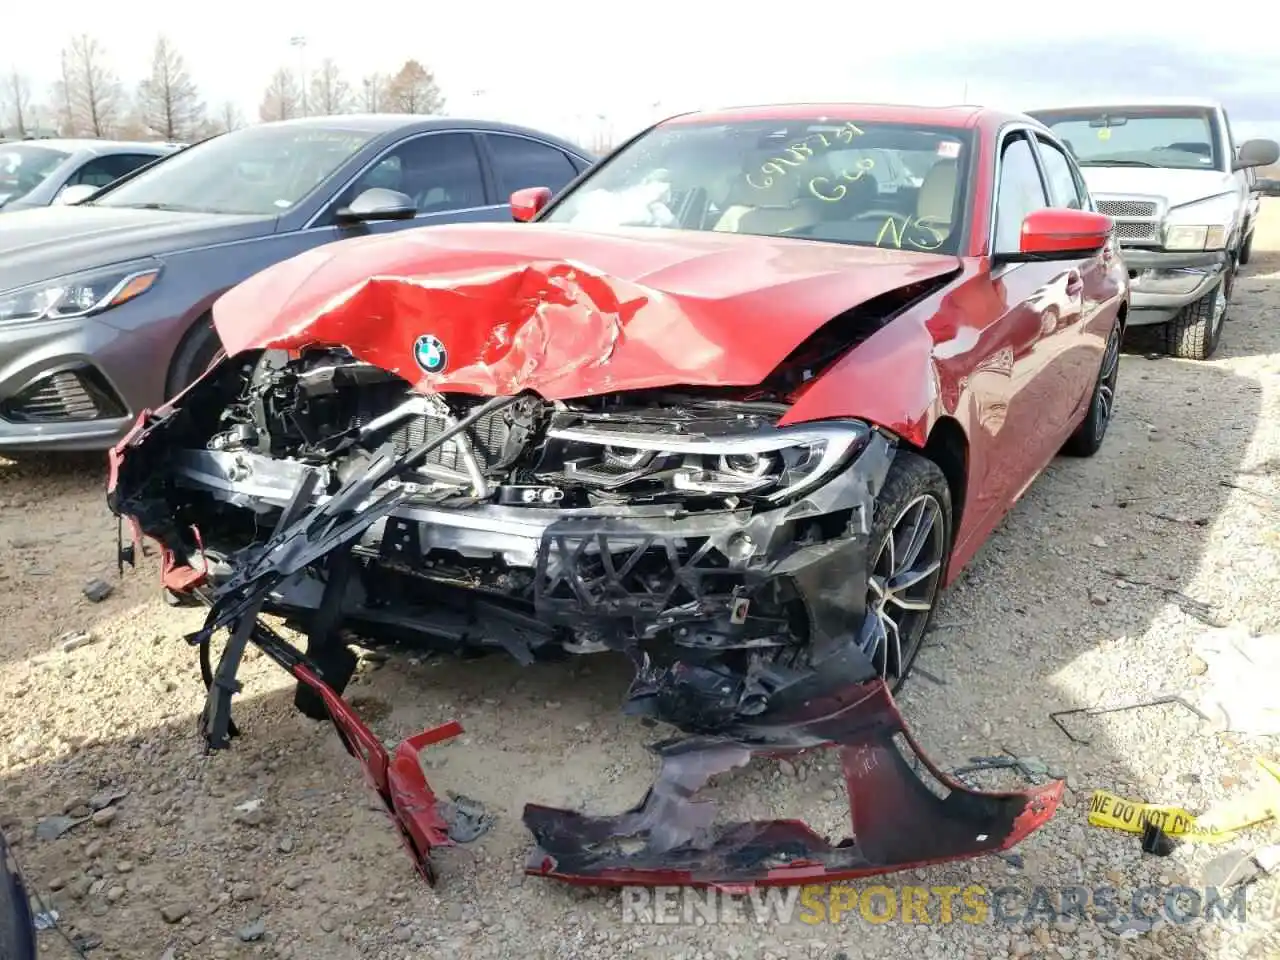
(922, 415), (969, 541)
(165, 311), (224, 400)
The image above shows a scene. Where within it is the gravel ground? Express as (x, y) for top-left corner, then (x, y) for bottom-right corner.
(4, 203), (1280, 960)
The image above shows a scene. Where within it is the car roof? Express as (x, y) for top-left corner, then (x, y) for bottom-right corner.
(1026, 96), (1222, 113)
(2, 138), (175, 154)
(659, 102), (1044, 133)
(256, 114), (593, 155)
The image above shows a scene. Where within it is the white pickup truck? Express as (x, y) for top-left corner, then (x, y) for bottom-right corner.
(1027, 98), (1278, 360)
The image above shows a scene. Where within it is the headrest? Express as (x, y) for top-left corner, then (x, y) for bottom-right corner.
(916, 160), (958, 222)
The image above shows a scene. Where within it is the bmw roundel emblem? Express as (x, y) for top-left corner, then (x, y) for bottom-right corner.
(413, 334), (448, 374)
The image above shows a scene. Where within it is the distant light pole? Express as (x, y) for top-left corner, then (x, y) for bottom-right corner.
(290, 35), (308, 116)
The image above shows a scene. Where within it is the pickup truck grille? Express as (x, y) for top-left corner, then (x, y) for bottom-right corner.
(1096, 200), (1158, 219)
(1095, 195), (1163, 247)
(1114, 221), (1159, 242)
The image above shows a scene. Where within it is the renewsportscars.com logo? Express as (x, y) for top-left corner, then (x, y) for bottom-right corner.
(620, 883), (1251, 927)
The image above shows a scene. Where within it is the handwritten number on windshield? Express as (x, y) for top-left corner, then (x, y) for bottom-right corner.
(808, 158), (876, 202)
(746, 122), (864, 189)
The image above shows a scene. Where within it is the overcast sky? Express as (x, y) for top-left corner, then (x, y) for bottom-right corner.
(5, 1), (1280, 146)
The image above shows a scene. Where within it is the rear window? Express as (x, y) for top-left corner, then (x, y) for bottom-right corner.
(0, 144), (71, 203)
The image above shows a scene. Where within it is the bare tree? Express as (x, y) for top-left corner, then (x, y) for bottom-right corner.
(53, 34), (124, 137)
(359, 74), (386, 112)
(1, 70), (32, 137)
(308, 58), (350, 116)
(217, 100), (245, 133)
(136, 35), (205, 140)
(259, 68), (301, 122)
(384, 60), (444, 115)
(52, 50), (77, 135)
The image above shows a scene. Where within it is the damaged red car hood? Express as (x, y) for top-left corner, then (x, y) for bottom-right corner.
(213, 223), (959, 399)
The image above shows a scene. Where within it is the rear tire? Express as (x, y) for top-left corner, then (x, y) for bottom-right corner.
(1164, 268), (1232, 361)
(165, 315), (223, 399)
(1063, 318), (1121, 457)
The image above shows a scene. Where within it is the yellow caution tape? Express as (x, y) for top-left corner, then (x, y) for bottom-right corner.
(1088, 758), (1280, 843)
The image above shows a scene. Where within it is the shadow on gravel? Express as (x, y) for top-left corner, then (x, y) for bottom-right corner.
(0, 256), (1277, 958)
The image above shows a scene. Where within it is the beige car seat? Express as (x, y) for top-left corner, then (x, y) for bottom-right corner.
(713, 169), (824, 236)
(914, 159), (958, 242)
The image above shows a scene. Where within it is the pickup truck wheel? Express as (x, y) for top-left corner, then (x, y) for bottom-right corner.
(1164, 268), (1232, 361)
(1239, 231), (1254, 267)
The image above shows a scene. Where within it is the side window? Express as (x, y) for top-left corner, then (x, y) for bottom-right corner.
(69, 154), (157, 188)
(993, 133), (1049, 254)
(487, 135), (577, 196)
(334, 133), (485, 217)
(1035, 137), (1085, 210)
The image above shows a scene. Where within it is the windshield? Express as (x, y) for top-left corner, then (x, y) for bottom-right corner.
(1031, 109), (1221, 171)
(93, 125), (379, 215)
(0, 144), (71, 204)
(545, 118), (972, 254)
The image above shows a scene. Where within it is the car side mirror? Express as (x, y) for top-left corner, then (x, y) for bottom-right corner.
(55, 184), (100, 206)
(511, 186), (552, 222)
(1234, 138), (1280, 171)
(997, 208), (1113, 262)
(334, 187), (417, 224)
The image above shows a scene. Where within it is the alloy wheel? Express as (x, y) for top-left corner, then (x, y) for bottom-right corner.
(859, 493), (947, 684)
(1093, 324), (1121, 445)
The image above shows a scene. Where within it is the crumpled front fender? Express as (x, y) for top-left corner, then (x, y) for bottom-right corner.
(524, 678), (1062, 887)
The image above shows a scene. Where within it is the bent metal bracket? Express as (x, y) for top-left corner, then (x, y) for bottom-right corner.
(106, 255), (1064, 890)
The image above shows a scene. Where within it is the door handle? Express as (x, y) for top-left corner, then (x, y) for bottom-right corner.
(1065, 271), (1083, 297)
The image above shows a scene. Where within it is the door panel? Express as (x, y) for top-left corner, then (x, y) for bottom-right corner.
(307, 130), (508, 243)
(1029, 135), (1098, 428)
(967, 132), (1065, 517)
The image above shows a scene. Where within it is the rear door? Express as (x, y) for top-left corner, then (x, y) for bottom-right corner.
(480, 132), (582, 203)
(1031, 132), (1112, 416)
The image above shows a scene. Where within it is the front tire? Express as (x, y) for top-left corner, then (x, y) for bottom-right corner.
(165, 316), (223, 399)
(1063, 318), (1121, 457)
(1164, 268), (1232, 361)
(857, 450), (952, 693)
(1239, 231), (1254, 267)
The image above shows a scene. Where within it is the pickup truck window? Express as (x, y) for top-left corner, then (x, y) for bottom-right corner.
(1033, 109), (1221, 172)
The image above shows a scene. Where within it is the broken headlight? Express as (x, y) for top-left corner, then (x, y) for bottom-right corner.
(544, 420), (870, 502)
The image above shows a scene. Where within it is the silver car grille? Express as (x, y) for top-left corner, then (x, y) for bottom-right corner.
(1095, 196), (1163, 247)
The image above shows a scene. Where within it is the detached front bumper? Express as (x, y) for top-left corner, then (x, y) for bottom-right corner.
(227, 616), (1064, 889)
(1122, 248), (1229, 327)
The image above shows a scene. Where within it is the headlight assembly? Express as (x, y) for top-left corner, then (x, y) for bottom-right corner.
(542, 420), (871, 502)
(0, 261), (162, 325)
(1162, 195), (1237, 252)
